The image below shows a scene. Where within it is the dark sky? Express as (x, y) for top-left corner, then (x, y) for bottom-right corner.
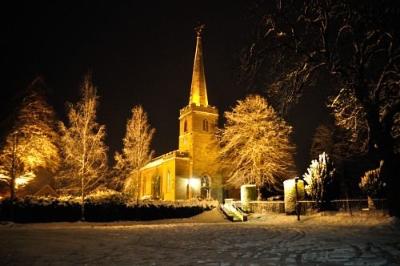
(1, 1), (326, 173)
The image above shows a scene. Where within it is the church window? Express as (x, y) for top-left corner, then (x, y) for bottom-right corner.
(201, 175), (211, 199)
(203, 119), (209, 131)
(184, 120), (188, 132)
(167, 171), (171, 192)
(152, 175), (161, 200)
(142, 176), (145, 195)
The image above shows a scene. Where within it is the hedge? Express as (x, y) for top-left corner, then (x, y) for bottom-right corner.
(0, 193), (216, 223)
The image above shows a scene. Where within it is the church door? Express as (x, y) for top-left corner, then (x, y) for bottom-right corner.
(152, 175), (161, 200)
(200, 175), (211, 199)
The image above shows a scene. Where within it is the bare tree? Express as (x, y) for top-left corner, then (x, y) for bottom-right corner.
(394, 113), (400, 154)
(241, 0), (400, 215)
(0, 78), (60, 199)
(310, 121), (366, 165)
(0, 132), (27, 199)
(219, 95), (296, 195)
(58, 74), (108, 220)
(113, 105), (154, 199)
(310, 124), (334, 160)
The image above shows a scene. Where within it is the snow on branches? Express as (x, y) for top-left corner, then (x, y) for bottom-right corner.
(57, 74), (108, 196)
(303, 152), (335, 210)
(113, 105), (154, 195)
(219, 95), (296, 191)
(328, 87), (369, 156)
(359, 161), (386, 197)
(0, 78), (60, 198)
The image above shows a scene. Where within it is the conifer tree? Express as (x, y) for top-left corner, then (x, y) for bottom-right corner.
(303, 152), (336, 210)
(0, 78), (60, 199)
(359, 163), (385, 197)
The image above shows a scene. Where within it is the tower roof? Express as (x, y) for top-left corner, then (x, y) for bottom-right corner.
(189, 25), (208, 107)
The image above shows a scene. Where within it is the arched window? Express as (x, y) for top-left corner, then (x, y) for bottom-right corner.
(201, 175), (211, 199)
(152, 175), (161, 200)
(202, 119), (209, 131)
(167, 171), (171, 192)
(184, 120), (188, 132)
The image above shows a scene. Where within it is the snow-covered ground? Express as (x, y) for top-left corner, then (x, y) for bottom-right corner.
(1, 209), (399, 265)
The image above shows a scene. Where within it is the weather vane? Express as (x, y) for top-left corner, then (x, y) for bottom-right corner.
(195, 24), (205, 37)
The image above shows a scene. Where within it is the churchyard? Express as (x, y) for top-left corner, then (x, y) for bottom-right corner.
(1, 208), (399, 265)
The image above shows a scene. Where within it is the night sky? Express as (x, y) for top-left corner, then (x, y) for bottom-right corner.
(1, 1), (326, 173)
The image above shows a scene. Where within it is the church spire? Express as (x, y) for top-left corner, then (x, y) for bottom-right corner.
(189, 24), (208, 107)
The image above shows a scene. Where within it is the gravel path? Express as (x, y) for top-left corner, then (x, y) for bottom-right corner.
(1, 210), (399, 265)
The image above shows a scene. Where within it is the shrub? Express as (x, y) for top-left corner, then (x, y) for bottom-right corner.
(85, 188), (128, 205)
(303, 152), (336, 210)
(359, 161), (386, 197)
(0, 194), (215, 222)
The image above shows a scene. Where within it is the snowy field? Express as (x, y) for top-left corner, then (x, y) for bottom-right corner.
(1, 209), (399, 265)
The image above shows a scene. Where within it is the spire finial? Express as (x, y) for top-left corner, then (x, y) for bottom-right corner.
(189, 24), (208, 107)
(195, 24), (205, 37)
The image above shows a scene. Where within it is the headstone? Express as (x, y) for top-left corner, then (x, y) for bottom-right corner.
(240, 184), (257, 212)
(283, 178), (305, 214)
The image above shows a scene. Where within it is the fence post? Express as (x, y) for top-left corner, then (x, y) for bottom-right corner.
(295, 178), (300, 221)
(345, 193), (352, 216)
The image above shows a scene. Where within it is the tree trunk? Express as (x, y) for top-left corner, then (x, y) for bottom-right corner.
(374, 127), (397, 216)
(136, 172), (140, 205)
(364, 103), (399, 216)
(81, 177), (85, 221)
(10, 178), (15, 200)
(10, 133), (18, 200)
(381, 152), (399, 216)
(367, 196), (376, 210)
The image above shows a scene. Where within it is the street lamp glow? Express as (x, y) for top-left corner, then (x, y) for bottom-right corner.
(188, 177), (200, 188)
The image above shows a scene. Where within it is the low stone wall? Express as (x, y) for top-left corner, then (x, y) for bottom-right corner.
(297, 201), (318, 214)
(331, 199), (387, 212)
(248, 201), (285, 213)
(245, 199), (387, 214)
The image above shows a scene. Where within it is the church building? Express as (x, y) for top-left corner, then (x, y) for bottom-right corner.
(138, 28), (224, 202)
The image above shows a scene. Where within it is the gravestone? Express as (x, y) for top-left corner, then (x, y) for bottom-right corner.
(240, 184), (257, 212)
(283, 178), (305, 214)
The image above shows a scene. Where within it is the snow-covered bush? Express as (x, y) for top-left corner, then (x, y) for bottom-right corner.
(303, 152), (336, 210)
(359, 161), (386, 197)
(0, 195), (215, 222)
(85, 188), (127, 205)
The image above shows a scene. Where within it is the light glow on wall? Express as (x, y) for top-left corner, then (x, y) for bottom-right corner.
(188, 177), (201, 188)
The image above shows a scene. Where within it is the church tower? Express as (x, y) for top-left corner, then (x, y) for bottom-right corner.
(138, 26), (224, 202)
(178, 26), (222, 200)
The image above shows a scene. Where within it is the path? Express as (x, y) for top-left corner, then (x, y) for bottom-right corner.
(0, 211), (399, 265)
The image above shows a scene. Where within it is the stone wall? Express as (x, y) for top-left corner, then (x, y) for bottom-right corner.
(247, 199), (387, 215)
(249, 201), (285, 213)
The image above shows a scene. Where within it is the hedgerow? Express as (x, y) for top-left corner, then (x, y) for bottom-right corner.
(0, 191), (216, 222)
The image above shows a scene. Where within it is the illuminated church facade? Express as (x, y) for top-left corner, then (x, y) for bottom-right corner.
(138, 29), (224, 202)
